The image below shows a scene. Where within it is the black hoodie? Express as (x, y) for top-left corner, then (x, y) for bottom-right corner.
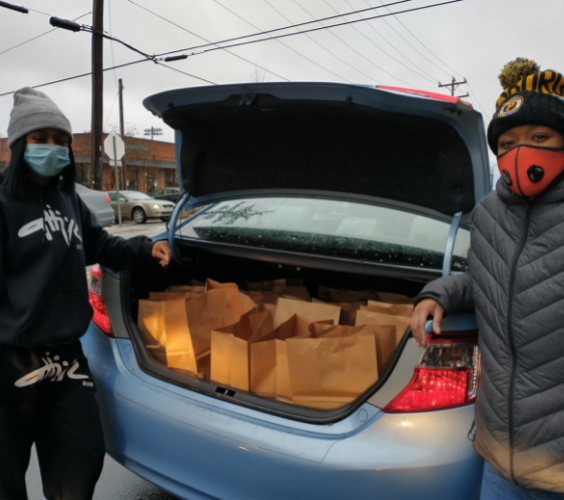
(0, 177), (154, 347)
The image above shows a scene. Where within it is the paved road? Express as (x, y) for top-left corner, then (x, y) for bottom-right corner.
(27, 220), (179, 500)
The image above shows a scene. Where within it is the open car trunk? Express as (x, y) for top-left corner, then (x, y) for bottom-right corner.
(125, 241), (428, 423)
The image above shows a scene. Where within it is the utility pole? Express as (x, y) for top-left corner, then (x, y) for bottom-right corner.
(438, 77), (469, 99)
(144, 126), (163, 141)
(90, 0), (103, 190)
(118, 78), (127, 191)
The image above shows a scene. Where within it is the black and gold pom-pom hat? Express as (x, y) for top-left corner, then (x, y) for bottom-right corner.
(487, 57), (564, 153)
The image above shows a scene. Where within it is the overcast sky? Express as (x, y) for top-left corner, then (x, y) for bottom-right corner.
(0, 0), (562, 158)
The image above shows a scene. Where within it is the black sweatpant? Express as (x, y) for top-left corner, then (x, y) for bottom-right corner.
(0, 341), (105, 500)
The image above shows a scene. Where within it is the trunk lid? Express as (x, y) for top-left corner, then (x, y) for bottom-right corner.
(143, 82), (490, 220)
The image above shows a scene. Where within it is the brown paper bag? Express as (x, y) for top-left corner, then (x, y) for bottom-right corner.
(211, 311), (273, 391)
(250, 314), (311, 399)
(339, 302), (366, 326)
(286, 334), (378, 410)
(310, 323), (396, 375)
(185, 287), (256, 358)
(137, 298), (197, 373)
(365, 300), (414, 317)
(166, 285), (205, 294)
(273, 297), (340, 328)
(355, 309), (411, 345)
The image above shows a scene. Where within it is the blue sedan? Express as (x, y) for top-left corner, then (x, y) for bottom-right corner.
(83, 82), (490, 499)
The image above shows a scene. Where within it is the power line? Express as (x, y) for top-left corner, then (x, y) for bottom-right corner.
(167, 1), (464, 60)
(157, 62), (217, 85)
(339, 0), (438, 83)
(292, 0), (423, 87)
(160, 0), (415, 58)
(210, 0), (353, 83)
(125, 0), (290, 82)
(0, 59), (145, 98)
(375, 0), (464, 79)
(0, 0), (461, 97)
(0, 11), (91, 57)
(368, 0), (452, 80)
(264, 0), (382, 83)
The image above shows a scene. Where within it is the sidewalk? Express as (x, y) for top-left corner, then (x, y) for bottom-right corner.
(104, 220), (168, 239)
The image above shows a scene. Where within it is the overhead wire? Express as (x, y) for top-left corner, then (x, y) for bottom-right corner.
(368, 0), (452, 80)
(160, 0), (414, 58)
(339, 0), (439, 82)
(125, 0), (290, 82)
(166, 1), (464, 60)
(210, 0), (353, 83)
(0, 0), (462, 97)
(0, 11), (91, 57)
(291, 0), (418, 86)
(375, 0), (464, 78)
(293, 0), (428, 86)
(263, 0), (382, 83)
(371, 0), (486, 111)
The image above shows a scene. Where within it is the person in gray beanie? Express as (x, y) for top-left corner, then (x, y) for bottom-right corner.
(0, 87), (172, 500)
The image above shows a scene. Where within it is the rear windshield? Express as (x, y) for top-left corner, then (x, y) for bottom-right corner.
(178, 198), (470, 271)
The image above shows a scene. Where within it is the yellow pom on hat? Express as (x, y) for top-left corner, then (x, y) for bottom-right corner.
(498, 58), (540, 90)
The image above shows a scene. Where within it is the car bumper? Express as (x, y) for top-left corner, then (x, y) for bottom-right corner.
(82, 325), (484, 500)
(145, 208), (173, 218)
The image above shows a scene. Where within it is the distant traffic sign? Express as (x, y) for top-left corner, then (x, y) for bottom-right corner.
(104, 133), (125, 160)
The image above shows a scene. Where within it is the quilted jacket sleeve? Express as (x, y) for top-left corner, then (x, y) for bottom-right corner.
(415, 273), (474, 315)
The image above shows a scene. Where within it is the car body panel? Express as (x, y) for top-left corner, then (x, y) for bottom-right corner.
(75, 183), (114, 227)
(82, 326), (483, 500)
(144, 82), (490, 221)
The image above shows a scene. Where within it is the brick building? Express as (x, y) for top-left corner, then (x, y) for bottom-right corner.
(0, 132), (178, 194)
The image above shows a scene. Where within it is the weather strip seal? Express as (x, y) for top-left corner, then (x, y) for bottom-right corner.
(442, 211), (462, 278)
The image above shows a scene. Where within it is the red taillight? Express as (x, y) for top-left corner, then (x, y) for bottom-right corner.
(104, 194), (111, 203)
(88, 265), (113, 337)
(383, 330), (480, 413)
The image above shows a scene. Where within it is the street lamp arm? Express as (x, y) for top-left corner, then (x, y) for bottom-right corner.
(49, 16), (81, 32)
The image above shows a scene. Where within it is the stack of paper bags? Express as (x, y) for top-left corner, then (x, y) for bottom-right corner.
(355, 300), (414, 345)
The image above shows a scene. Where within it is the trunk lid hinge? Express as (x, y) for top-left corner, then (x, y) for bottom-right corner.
(442, 211), (463, 278)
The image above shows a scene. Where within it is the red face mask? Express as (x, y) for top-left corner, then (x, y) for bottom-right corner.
(497, 145), (564, 198)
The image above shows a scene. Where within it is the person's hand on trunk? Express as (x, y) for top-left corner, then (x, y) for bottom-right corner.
(411, 299), (444, 349)
(152, 240), (172, 267)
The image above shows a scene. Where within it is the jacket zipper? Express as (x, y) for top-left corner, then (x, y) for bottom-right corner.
(507, 200), (533, 481)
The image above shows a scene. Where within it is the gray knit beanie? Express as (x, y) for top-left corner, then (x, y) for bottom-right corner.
(7, 87), (73, 148)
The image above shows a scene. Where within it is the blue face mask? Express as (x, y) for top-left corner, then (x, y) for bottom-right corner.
(24, 144), (71, 177)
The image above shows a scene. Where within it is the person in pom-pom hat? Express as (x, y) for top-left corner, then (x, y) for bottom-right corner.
(411, 59), (564, 498)
(0, 87), (172, 499)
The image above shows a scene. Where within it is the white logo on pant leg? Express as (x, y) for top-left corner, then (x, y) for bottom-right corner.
(18, 205), (82, 247)
(14, 352), (89, 387)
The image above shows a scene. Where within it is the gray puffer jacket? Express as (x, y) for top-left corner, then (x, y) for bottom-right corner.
(418, 176), (564, 493)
